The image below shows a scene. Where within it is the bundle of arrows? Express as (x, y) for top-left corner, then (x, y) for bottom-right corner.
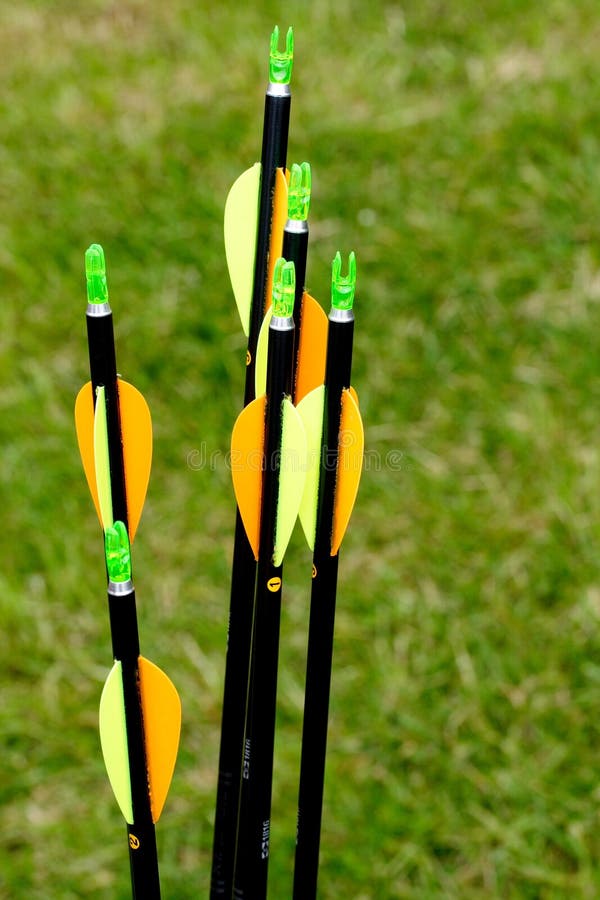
(212, 26), (364, 900)
(75, 244), (181, 899)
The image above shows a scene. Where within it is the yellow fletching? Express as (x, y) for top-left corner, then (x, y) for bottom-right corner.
(230, 395), (307, 564)
(331, 389), (364, 556)
(273, 397), (308, 566)
(254, 307), (273, 399)
(75, 379), (151, 541)
(99, 662), (133, 824)
(224, 163), (261, 336)
(230, 396), (266, 560)
(138, 657), (181, 823)
(98, 658), (181, 826)
(93, 386), (113, 531)
(296, 385), (325, 551)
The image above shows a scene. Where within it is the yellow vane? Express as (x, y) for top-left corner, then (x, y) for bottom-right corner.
(99, 657), (181, 826)
(224, 163), (261, 336)
(231, 394), (307, 563)
(74, 379), (152, 542)
(297, 386), (364, 555)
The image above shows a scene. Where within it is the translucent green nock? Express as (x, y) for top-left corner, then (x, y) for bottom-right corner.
(85, 243), (109, 305)
(272, 258), (295, 318)
(105, 521), (132, 582)
(269, 25), (294, 84)
(287, 162), (311, 221)
(331, 251), (357, 311)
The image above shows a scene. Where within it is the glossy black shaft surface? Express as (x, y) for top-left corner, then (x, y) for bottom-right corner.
(245, 89), (291, 406)
(211, 84), (291, 900)
(86, 309), (128, 529)
(234, 318), (294, 900)
(86, 307), (160, 897)
(211, 513), (256, 898)
(293, 313), (355, 900)
(282, 222), (308, 404)
(109, 586), (161, 899)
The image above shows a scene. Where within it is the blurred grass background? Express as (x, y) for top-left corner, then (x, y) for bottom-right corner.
(2, 0), (600, 896)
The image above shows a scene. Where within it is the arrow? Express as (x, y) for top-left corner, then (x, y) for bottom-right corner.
(223, 24), (293, 398)
(254, 161), (329, 405)
(293, 252), (364, 900)
(212, 26), (295, 900)
(231, 259), (307, 900)
(74, 245), (181, 900)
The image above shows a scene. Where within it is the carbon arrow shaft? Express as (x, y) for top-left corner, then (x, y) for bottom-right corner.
(233, 278), (296, 900)
(282, 216), (308, 404)
(86, 301), (128, 530)
(108, 578), (161, 899)
(293, 271), (356, 900)
(211, 27), (293, 900)
(80, 245), (162, 898)
(246, 82), (291, 404)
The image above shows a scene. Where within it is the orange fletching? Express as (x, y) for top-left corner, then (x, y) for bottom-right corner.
(75, 382), (102, 526)
(74, 379), (152, 542)
(118, 380), (152, 542)
(265, 167), (289, 313)
(295, 292), (328, 403)
(138, 657), (181, 823)
(230, 396), (266, 560)
(331, 388), (364, 556)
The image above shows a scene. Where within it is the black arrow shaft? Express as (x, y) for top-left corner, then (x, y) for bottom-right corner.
(85, 305), (161, 898)
(282, 220), (308, 404)
(211, 83), (291, 900)
(293, 311), (355, 900)
(233, 316), (294, 900)
(86, 307), (128, 529)
(245, 87), (291, 405)
(109, 584), (161, 899)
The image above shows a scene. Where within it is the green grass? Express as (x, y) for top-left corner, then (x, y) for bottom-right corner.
(2, 0), (600, 896)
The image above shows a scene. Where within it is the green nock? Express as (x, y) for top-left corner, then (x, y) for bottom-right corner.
(105, 521), (132, 582)
(85, 243), (109, 305)
(269, 25), (294, 84)
(287, 162), (311, 221)
(331, 251), (357, 311)
(272, 258), (295, 318)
